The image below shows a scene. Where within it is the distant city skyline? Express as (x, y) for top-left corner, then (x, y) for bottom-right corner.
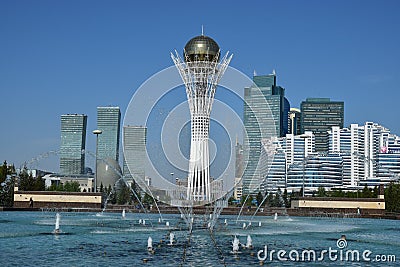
(1, 1), (400, 171)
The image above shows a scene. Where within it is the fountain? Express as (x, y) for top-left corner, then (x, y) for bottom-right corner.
(139, 219), (142, 224)
(245, 235), (253, 249)
(232, 236), (240, 253)
(147, 237), (154, 253)
(242, 222), (246, 229)
(258, 221), (262, 227)
(169, 232), (175, 245)
(274, 212), (278, 221)
(166, 221), (169, 227)
(122, 209), (126, 219)
(53, 213), (61, 234)
(224, 219), (228, 225)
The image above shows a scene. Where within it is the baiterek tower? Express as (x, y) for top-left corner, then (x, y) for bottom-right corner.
(172, 34), (232, 202)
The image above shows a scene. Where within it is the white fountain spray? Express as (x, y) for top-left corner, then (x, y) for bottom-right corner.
(54, 213), (61, 234)
(274, 212), (278, 221)
(122, 209), (126, 219)
(232, 236), (240, 253)
(166, 221), (170, 227)
(143, 219), (146, 225)
(147, 236), (153, 252)
(169, 232), (175, 245)
(139, 219), (142, 224)
(242, 222), (246, 229)
(246, 235), (253, 249)
(224, 219), (228, 225)
(258, 221), (262, 227)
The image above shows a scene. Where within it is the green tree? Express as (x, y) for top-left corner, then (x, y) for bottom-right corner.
(256, 191), (263, 207)
(143, 192), (154, 205)
(272, 190), (283, 207)
(362, 185), (372, 198)
(372, 186), (378, 198)
(117, 183), (131, 205)
(33, 176), (45, 191)
(63, 181), (81, 192)
(19, 166), (35, 191)
(282, 189), (290, 208)
(385, 182), (400, 212)
(130, 181), (141, 203)
(228, 196), (236, 206)
(99, 182), (104, 193)
(316, 187), (326, 197)
(0, 160), (7, 184)
(48, 183), (62, 191)
(265, 193), (274, 207)
(0, 161), (13, 206)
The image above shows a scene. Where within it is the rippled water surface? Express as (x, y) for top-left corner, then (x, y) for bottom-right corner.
(0, 211), (398, 266)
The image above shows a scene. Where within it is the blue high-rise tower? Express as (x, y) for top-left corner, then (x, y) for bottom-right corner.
(243, 72), (289, 194)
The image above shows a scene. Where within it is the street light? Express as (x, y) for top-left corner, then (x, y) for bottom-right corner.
(299, 134), (311, 197)
(93, 129), (102, 193)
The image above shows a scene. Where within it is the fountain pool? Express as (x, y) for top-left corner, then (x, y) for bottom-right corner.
(0, 211), (398, 266)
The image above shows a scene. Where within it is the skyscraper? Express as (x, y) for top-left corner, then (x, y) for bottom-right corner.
(123, 126), (147, 186)
(242, 73), (289, 194)
(97, 106), (121, 163)
(300, 98), (344, 152)
(60, 114), (87, 175)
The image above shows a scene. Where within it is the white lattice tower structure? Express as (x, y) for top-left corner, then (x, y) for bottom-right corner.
(171, 35), (232, 202)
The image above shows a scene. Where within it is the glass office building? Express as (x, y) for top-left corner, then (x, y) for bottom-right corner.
(97, 106), (121, 162)
(123, 126), (147, 185)
(300, 98), (344, 152)
(60, 114), (87, 175)
(243, 73), (289, 194)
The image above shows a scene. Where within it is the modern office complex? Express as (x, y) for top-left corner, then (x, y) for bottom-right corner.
(97, 106), (121, 163)
(286, 153), (343, 193)
(329, 122), (400, 187)
(242, 73), (290, 195)
(172, 34), (232, 201)
(123, 126), (147, 186)
(262, 131), (345, 194)
(262, 132), (319, 193)
(301, 98), (344, 152)
(60, 114), (87, 175)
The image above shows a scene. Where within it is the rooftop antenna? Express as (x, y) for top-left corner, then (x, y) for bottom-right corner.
(201, 25), (204, 36)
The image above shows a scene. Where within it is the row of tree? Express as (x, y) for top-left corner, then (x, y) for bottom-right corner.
(315, 185), (380, 198)
(230, 182), (400, 213)
(99, 181), (155, 207)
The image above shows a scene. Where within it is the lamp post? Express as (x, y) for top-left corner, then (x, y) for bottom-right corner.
(93, 129), (102, 193)
(299, 134), (311, 197)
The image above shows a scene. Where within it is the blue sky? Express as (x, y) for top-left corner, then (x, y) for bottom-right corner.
(1, 0), (399, 171)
